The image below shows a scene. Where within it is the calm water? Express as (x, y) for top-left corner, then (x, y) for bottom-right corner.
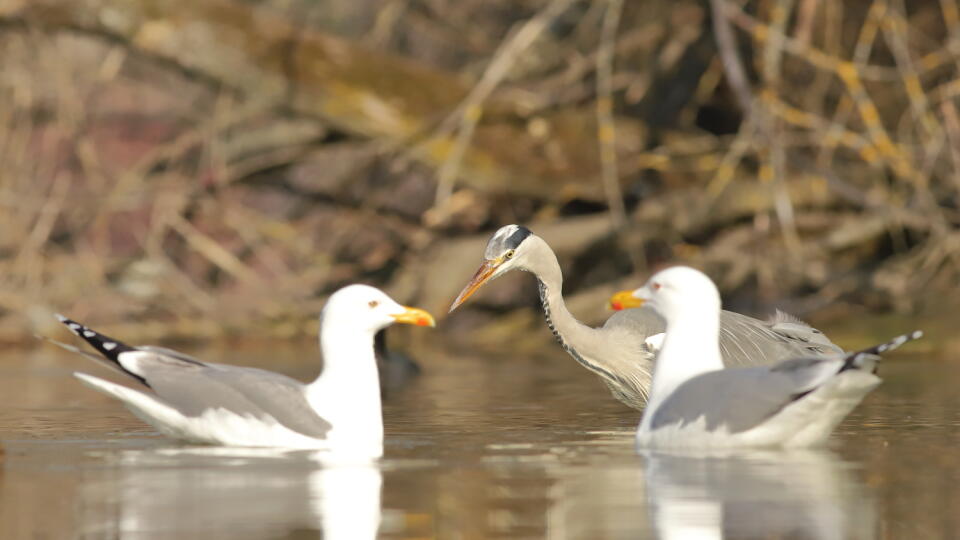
(1, 340), (958, 539)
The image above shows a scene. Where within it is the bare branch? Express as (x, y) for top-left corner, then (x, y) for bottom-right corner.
(596, 0), (627, 230)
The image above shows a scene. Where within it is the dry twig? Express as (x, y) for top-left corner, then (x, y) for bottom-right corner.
(596, 0), (627, 229)
(429, 0), (578, 212)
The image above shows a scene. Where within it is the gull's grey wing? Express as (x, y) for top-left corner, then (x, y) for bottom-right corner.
(54, 315), (331, 439)
(130, 352), (332, 439)
(650, 356), (854, 433)
(717, 311), (842, 368)
(138, 346), (206, 365)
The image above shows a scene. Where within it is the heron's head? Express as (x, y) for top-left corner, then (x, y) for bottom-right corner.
(629, 266), (720, 323)
(448, 224), (535, 312)
(323, 284), (435, 333)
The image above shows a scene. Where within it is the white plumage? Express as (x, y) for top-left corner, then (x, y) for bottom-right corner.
(632, 266), (921, 448)
(49, 284), (435, 457)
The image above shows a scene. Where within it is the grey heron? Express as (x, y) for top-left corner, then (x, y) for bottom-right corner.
(448, 224), (842, 410)
(631, 266), (921, 447)
(48, 285), (435, 456)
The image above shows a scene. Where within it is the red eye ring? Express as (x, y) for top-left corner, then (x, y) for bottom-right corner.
(652, 282), (661, 290)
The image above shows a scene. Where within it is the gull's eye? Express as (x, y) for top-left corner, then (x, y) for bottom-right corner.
(652, 282), (661, 291)
(504, 249), (515, 259)
(368, 300), (379, 308)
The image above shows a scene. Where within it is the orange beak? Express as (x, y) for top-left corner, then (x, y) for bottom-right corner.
(448, 259), (501, 313)
(391, 307), (436, 327)
(609, 290), (644, 311)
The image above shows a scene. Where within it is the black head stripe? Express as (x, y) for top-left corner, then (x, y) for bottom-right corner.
(484, 224), (533, 259)
(504, 226), (532, 250)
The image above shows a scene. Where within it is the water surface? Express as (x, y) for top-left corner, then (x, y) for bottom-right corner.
(1, 341), (957, 539)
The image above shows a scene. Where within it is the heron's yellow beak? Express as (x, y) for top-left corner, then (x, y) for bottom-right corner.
(391, 307), (436, 327)
(609, 290), (644, 311)
(449, 258), (502, 312)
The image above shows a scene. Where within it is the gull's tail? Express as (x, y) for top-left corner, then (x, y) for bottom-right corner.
(840, 330), (923, 372)
(51, 315), (148, 386)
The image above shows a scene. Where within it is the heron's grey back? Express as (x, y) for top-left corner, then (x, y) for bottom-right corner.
(604, 306), (841, 368)
(602, 307), (665, 340)
(717, 311), (842, 367)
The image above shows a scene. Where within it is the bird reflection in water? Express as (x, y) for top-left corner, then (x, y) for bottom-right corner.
(79, 447), (382, 540)
(375, 328), (422, 398)
(642, 449), (876, 540)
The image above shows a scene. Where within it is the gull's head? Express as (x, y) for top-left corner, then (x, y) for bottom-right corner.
(630, 266), (721, 323)
(449, 224), (535, 312)
(323, 284), (435, 333)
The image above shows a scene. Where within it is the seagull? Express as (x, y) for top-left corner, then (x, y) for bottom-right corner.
(631, 266), (922, 448)
(46, 284), (435, 456)
(448, 224), (842, 409)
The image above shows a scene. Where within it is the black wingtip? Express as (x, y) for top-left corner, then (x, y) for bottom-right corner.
(841, 330), (924, 372)
(55, 314), (137, 361)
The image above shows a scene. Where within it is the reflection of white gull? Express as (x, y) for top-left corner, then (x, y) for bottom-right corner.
(631, 266), (921, 448)
(643, 450), (876, 540)
(47, 285), (434, 456)
(314, 463), (383, 539)
(79, 448), (382, 539)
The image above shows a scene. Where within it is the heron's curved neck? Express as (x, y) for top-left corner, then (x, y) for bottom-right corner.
(526, 238), (628, 389)
(526, 238), (585, 350)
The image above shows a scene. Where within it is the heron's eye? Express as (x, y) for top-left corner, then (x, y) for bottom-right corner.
(504, 249), (515, 260)
(368, 300), (379, 308)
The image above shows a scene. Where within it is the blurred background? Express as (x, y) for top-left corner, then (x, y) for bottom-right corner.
(1, 0), (958, 349)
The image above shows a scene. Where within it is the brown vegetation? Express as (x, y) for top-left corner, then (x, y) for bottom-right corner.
(0, 0), (957, 344)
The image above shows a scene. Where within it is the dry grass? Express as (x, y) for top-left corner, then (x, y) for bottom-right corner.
(1, 0), (959, 344)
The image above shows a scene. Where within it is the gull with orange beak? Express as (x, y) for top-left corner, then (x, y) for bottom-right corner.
(449, 225), (844, 410)
(632, 266), (921, 447)
(44, 285), (434, 457)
